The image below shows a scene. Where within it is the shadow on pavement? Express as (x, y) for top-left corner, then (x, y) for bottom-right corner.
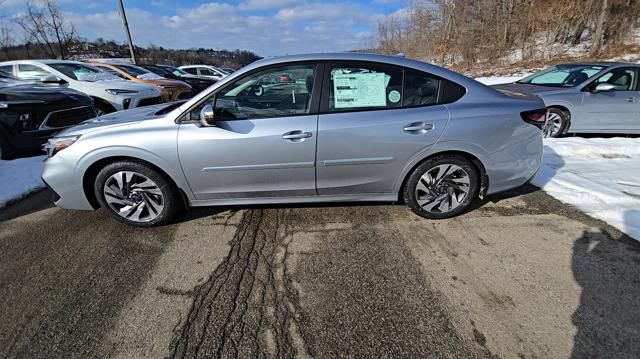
(570, 227), (640, 358)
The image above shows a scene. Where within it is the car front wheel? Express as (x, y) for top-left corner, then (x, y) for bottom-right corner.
(94, 161), (181, 227)
(404, 155), (479, 219)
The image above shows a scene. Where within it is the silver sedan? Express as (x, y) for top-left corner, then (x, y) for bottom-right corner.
(492, 62), (640, 137)
(42, 53), (545, 227)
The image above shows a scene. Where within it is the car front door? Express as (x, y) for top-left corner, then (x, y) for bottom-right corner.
(316, 62), (450, 195)
(579, 67), (640, 132)
(177, 62), (321, 201)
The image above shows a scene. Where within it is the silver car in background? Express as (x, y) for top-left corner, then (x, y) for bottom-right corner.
(42, 53), (545, 227)
(492, 62), (640, 137)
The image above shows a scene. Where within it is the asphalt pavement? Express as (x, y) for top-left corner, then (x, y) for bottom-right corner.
(1, 185), (639, 358)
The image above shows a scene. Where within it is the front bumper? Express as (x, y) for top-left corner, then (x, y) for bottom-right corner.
(41, 154), (94, 210)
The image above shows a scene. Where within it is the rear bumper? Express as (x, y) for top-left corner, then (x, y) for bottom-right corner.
(41, 155), (94, 210)
(485, 131), (543, 195)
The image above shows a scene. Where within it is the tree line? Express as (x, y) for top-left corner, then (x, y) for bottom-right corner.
(0, 0), (261, 68)
(376, 0), (640, 69)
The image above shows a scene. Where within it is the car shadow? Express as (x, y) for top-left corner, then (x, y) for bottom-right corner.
(570, 226), (640, 358)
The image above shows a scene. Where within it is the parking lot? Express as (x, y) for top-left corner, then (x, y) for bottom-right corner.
(1, 185), (638, 359)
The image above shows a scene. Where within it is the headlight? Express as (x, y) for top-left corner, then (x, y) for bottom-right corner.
(105, 89), (138, 95)
(43, 135), (81, 157)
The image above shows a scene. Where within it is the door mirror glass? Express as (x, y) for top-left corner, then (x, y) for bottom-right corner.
(594, 83), (616, 93)
(199, 103), (215, 127)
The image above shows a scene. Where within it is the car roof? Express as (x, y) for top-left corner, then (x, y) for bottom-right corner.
(0, 59), (89, 66)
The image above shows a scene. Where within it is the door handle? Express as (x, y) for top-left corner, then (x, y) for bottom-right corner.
(627, 97), (636, 103)
(282, 130), (312, 141)
(403, 122), (434, 133)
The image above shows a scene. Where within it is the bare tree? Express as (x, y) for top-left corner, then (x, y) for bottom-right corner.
(14, 0), (78, 59)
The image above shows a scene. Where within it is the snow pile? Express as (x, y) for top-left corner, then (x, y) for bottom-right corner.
(474, 74), (528, 85)
(0, 156), (46, 208)
(531, 138), (640, 241)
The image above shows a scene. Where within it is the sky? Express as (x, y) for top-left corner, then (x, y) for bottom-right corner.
(2, 0), (409, 56)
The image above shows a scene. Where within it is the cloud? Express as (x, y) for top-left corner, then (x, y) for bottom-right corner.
(62, 1), (385, 56)
(238, 0), (298, 11)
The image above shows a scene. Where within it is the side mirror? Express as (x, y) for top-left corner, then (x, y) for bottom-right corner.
(199, 104), (216, 127)
(41, 75), (65, 84)
(593, 83), (616, 93)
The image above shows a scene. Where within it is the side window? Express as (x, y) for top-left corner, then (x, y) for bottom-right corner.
(183, 68), (198, 75)
(0, 65), (13, 75)
(328, 63), (402, 112)
(403, 70), (441, 107)
(17, 64), (51, 80)
(594, 68), (638, 91)
(189, 63), (317, 121)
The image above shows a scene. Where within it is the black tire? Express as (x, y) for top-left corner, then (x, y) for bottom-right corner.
(94, 161), (181, 227)
(403, 155), (479, 219)
(94, 101), (114, 117)
(544, 108), (569, 138)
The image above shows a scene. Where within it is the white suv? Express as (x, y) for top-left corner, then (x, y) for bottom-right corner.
(178, 65), (229, 81)
(0, 60), (163, 115)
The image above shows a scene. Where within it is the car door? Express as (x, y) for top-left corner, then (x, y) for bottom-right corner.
(316, 62), (450, 195)
(579, 67), (640, 131)
(177, 62), (321, 201)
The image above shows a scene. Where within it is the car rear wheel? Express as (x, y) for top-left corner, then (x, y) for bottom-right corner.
(94, 161), (181, 227)
(404, 155), (479, 219)
(543, 108), (568, 138)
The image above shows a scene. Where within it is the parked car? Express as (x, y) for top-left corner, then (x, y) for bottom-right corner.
(41, 53), (545, 227)
(0, 60), (162, 116)
(0, 70), (95, 159)
(138, 64), (216, 94)
(178, 65), (229, 81)
(492, 62), (640, 137)
(89, 62), (193, 102)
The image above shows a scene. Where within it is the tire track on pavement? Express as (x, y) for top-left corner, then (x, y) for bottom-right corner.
(170, 208), (309, 358)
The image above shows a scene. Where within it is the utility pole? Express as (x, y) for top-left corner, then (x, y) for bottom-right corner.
(117, 0), (137, 64)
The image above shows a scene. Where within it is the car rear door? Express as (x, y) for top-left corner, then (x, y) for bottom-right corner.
(177, 62), (322, 201)
(579, 67), (640, 132)
(316, 62), (450, 195)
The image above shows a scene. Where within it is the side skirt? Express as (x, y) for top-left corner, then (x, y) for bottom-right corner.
(189, 193), (398, 207)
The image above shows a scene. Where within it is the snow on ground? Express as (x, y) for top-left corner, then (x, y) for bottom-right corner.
(475, 74), (529, 85)
(0, 156), (46, 208)
(531, 138), (640, 241)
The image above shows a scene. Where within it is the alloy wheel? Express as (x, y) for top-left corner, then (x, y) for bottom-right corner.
(103, 171), (164, 222)
(414, 164), (471, 213)
(543, 112), (563, 138)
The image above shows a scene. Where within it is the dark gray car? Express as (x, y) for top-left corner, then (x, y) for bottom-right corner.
(492, 62), (640, 137)
(41, 53), (545, 227)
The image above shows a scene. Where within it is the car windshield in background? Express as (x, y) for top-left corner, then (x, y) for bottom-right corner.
(145, 65), (172, 76)
(516, 65), (605, 87)
(115, 64), (149, 77)
(49, 63), (116, 81)
(161, 65), (190, 77)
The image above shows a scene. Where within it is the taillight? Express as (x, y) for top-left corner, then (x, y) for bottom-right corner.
(521, 108), (548, 129)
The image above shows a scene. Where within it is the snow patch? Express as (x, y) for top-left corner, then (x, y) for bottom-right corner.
(0, 156), (46, 208)
(531, 138), (640, 241)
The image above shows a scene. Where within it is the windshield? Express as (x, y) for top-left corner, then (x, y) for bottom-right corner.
(144, 65), (172, 76)
(49, 63), (118, 81)
(115, 64), (150, 77)
(161, 65), (189, 77)
(517, 65), (606, 87)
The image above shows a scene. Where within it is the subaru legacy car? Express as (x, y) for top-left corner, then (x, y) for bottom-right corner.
(0, 70), (95, 159)
(42, 53), (545, 227)
(492, 62), (640, 137)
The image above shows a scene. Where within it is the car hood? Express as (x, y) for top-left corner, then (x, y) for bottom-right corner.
(0, 85), (91, 106)
(491, 83), (570, 96)
(56, 102), (172, 136)
(79, 79), (161, 94)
